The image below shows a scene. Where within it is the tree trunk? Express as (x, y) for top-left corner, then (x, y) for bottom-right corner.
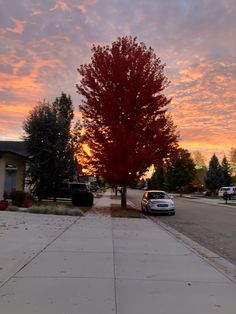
(53, 184), (57, 202)
(121, 185), (127, 208)
(37, 192), (42, 202)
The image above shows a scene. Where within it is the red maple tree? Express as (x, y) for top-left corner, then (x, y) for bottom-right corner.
(76, 36), (178, 207)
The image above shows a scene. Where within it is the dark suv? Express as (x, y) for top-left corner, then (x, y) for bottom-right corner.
(69, 182), (90, 193)
(45, 182), (90, 198)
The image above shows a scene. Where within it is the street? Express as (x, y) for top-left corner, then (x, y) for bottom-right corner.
(127, 189), (236, 265)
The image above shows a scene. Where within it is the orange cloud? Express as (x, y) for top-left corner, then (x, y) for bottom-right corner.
(49, 1), (70, 12)
(7, 18), (27, 34)
(166, 56), (236, 160)
(180, 68), (203, 81)
(0, 101), (33, 139)
(75, 0), (97, 13)
(0, 0), (235, 164)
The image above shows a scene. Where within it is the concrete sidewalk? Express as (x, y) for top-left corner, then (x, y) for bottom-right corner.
(0, 190), (236, 313)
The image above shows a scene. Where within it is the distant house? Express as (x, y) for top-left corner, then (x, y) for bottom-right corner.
(0, 141), (29, 199)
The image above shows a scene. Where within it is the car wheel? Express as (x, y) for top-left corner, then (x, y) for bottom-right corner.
(145, 206), (149, 215)
(171, 212), (175, 216)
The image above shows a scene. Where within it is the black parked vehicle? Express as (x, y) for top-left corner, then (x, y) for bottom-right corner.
(45, 182), (91, 199)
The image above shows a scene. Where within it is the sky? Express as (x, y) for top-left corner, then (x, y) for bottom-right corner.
(0, 0), (235, 163)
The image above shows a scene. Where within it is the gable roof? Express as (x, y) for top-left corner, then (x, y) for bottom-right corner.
(0, 141), (29, 158)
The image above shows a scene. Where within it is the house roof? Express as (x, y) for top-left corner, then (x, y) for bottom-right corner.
(0, 141), (29, 158)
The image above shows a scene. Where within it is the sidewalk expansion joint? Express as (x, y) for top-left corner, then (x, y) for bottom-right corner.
(151, 217), (236, 284)
(127, 199), (236, 284)
(0, 216), (81, 289)
(111, 218), (118, 314)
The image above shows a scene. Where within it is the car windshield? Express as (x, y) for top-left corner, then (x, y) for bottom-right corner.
(148, 192), (169, 199)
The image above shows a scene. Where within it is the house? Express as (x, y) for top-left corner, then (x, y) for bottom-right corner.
(0, 141), (29, 200)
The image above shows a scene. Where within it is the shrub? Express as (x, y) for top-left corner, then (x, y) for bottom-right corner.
(27, 205), (83, 216)
(72, 190), (94, 207)
(23, 199), (33, 208)
(7, 205), (19, 211)
(11, 190), (27, 207)
(9, 191), (34, 207)
(3, 191), (11, 199)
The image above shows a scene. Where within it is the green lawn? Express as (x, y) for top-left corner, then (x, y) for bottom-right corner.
(219, 202), (236, 206)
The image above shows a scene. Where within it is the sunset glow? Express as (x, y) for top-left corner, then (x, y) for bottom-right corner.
(0, 0), (235, 161)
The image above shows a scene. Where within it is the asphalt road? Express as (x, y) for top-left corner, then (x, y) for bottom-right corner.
(127, 189), (236, 265)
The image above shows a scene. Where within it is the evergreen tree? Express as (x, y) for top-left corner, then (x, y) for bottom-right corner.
(221, 156), (232, 186)
(204, 154), (224, 194)
(165, 148), (196, 192)
(23, 93), (76, 201)
(148, 167), (165, 190)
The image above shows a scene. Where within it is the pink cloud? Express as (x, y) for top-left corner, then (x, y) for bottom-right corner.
(7, 18), (27, 34)
(0, 0), (235, 161)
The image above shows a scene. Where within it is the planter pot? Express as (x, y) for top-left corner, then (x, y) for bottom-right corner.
(0, 200), (9, 211)
(23, 199), (33, 208)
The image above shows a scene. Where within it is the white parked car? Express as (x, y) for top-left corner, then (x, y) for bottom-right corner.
(141, 190), (175, 215)
(218, 186), (236, 199)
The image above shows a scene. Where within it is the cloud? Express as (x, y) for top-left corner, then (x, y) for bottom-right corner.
(49, 1), (70, 12)
(6, 18), (27, 34)
(0, 0), (235, 159)
(166, 54), (236, 155)
(0, 63), (13, 74)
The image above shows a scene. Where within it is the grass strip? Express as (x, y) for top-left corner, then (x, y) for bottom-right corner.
(110, 204), (144, 218)
(7, 203), (91, 216)
(111, 195), (121, 200)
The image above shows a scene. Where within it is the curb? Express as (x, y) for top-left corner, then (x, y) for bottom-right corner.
(176, 195), (236, 208)
(151, 217), (236, 284)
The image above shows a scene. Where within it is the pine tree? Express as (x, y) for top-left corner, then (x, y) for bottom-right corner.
(221, 156), (232, 186)
(204, 154), (224, 194)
